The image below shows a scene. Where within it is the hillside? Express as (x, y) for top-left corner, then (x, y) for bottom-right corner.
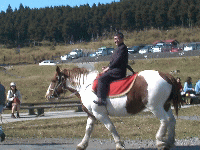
(1, 27), (200, 65)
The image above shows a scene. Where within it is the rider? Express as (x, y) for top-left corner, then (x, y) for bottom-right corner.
(93, 32), (129, 106)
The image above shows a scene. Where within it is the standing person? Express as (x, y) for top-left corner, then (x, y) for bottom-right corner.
(7, 82), (22, 118)
(0, 82), (6, 141)
(93, 32), (129, 106)
(176, 77), (183, 92)
(195, 79), (200, 95)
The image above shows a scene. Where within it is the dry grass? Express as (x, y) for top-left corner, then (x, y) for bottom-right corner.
(2, 109), (200, 140)
(0, 56), (200, 113)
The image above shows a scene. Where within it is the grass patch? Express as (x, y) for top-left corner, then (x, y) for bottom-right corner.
(178, 105), (200, 116)
(0, 56), (200, 115)
(2, 113), (199, 140)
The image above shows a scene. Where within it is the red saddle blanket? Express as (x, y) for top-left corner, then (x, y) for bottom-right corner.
(92, 73), (138, 98)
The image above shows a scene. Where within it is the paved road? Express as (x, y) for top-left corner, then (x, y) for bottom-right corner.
(1, 110), (87, 124)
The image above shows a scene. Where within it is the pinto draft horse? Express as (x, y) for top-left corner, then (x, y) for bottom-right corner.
(45, 66), (182, 150)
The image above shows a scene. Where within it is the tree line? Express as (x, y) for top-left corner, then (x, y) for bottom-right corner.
(0, 0), (200, 47)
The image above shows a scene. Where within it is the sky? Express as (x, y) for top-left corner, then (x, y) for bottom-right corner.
(1, 0), (120, 12)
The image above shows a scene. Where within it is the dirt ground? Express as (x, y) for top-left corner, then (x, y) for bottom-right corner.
(1, 137), (200, 150)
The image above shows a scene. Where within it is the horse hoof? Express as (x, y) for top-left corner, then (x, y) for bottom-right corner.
(162, 147), (170, 150)
(116, 141), (125, 150)
(76, 146), (85, 150)
(76, 143), (88, 150)
(157, 146), (170, 150)
(116, 148), (125, 150)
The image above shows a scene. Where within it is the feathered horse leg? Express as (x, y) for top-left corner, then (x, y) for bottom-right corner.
(93, 107), (125, 150)
(76, 117), (95, 150)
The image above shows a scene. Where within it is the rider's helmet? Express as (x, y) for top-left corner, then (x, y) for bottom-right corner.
(10, 82), (16, 87)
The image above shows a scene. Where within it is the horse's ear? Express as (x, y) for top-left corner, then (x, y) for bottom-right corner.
(56, 66), (61, 74)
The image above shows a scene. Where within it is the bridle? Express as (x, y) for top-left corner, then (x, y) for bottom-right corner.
(48, 71), (80, 99)
(48, 72), (67, 98)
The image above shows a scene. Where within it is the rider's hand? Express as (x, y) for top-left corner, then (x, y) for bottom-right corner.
(102, 67), (109, 73)
(102, 66), (106, 70)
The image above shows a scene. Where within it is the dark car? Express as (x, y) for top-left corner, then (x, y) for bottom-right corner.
(128, 45), (144, 54)
(161, 44), (172, 52)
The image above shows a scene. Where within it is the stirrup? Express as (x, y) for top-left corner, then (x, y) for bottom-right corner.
(93, 99), (107, 106)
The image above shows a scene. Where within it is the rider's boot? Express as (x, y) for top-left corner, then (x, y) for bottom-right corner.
(93, 98), (107, 106)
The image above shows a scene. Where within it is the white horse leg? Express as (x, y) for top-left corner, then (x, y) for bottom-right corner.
(150, 107), (170, 148)
(77, 117), (95, 150)
(166, 108), (176, 148)
(94, 112), (125, 150)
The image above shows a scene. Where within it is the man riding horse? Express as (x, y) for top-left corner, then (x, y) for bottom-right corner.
(93, 32), (130, 106)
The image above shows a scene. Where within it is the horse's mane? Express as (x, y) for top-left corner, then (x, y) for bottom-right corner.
(62, 67), (89, 80)
(62, 67), (98, 89)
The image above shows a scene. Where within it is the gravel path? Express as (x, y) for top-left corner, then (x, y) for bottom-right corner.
(1, 137), (200, 150)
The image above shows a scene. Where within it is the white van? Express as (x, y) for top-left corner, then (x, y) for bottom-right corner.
(96, 47), (114, 56)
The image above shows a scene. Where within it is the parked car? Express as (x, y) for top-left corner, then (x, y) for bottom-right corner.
(39, 60), (56, 66)
(96, 47), (114, 56)
(152, 45), (162, 53)
(128, 45), (144, 54)
(183, 44), (195, 51)
(138, 45), (153, 54)
(69, 49), (83, 59)
(60, 54), (69, 60)
(89, 52), (97, 57)
(161, 44), (172, 52)
(170, 46), (182, 52)
(183, 42), (200, 51)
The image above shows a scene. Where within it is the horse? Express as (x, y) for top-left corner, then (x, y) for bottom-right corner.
(45, 66), (182, 150)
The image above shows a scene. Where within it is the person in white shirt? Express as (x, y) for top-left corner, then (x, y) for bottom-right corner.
(7, 82), (22, 118)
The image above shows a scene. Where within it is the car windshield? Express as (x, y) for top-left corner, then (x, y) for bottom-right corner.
(97, 48), (105, 52)
(97, 49), (102, 52)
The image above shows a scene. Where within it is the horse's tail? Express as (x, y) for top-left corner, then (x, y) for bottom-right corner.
(160, 72), (182, 116)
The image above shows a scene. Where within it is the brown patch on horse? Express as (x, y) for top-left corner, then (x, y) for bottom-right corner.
(159, 72), (182, 116)
(126, 75), (148, 114)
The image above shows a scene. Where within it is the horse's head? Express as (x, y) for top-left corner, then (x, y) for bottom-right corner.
(45, 66), (70, 100)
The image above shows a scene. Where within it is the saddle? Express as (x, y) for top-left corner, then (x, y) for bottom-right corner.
(92, 73), (138, 98)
